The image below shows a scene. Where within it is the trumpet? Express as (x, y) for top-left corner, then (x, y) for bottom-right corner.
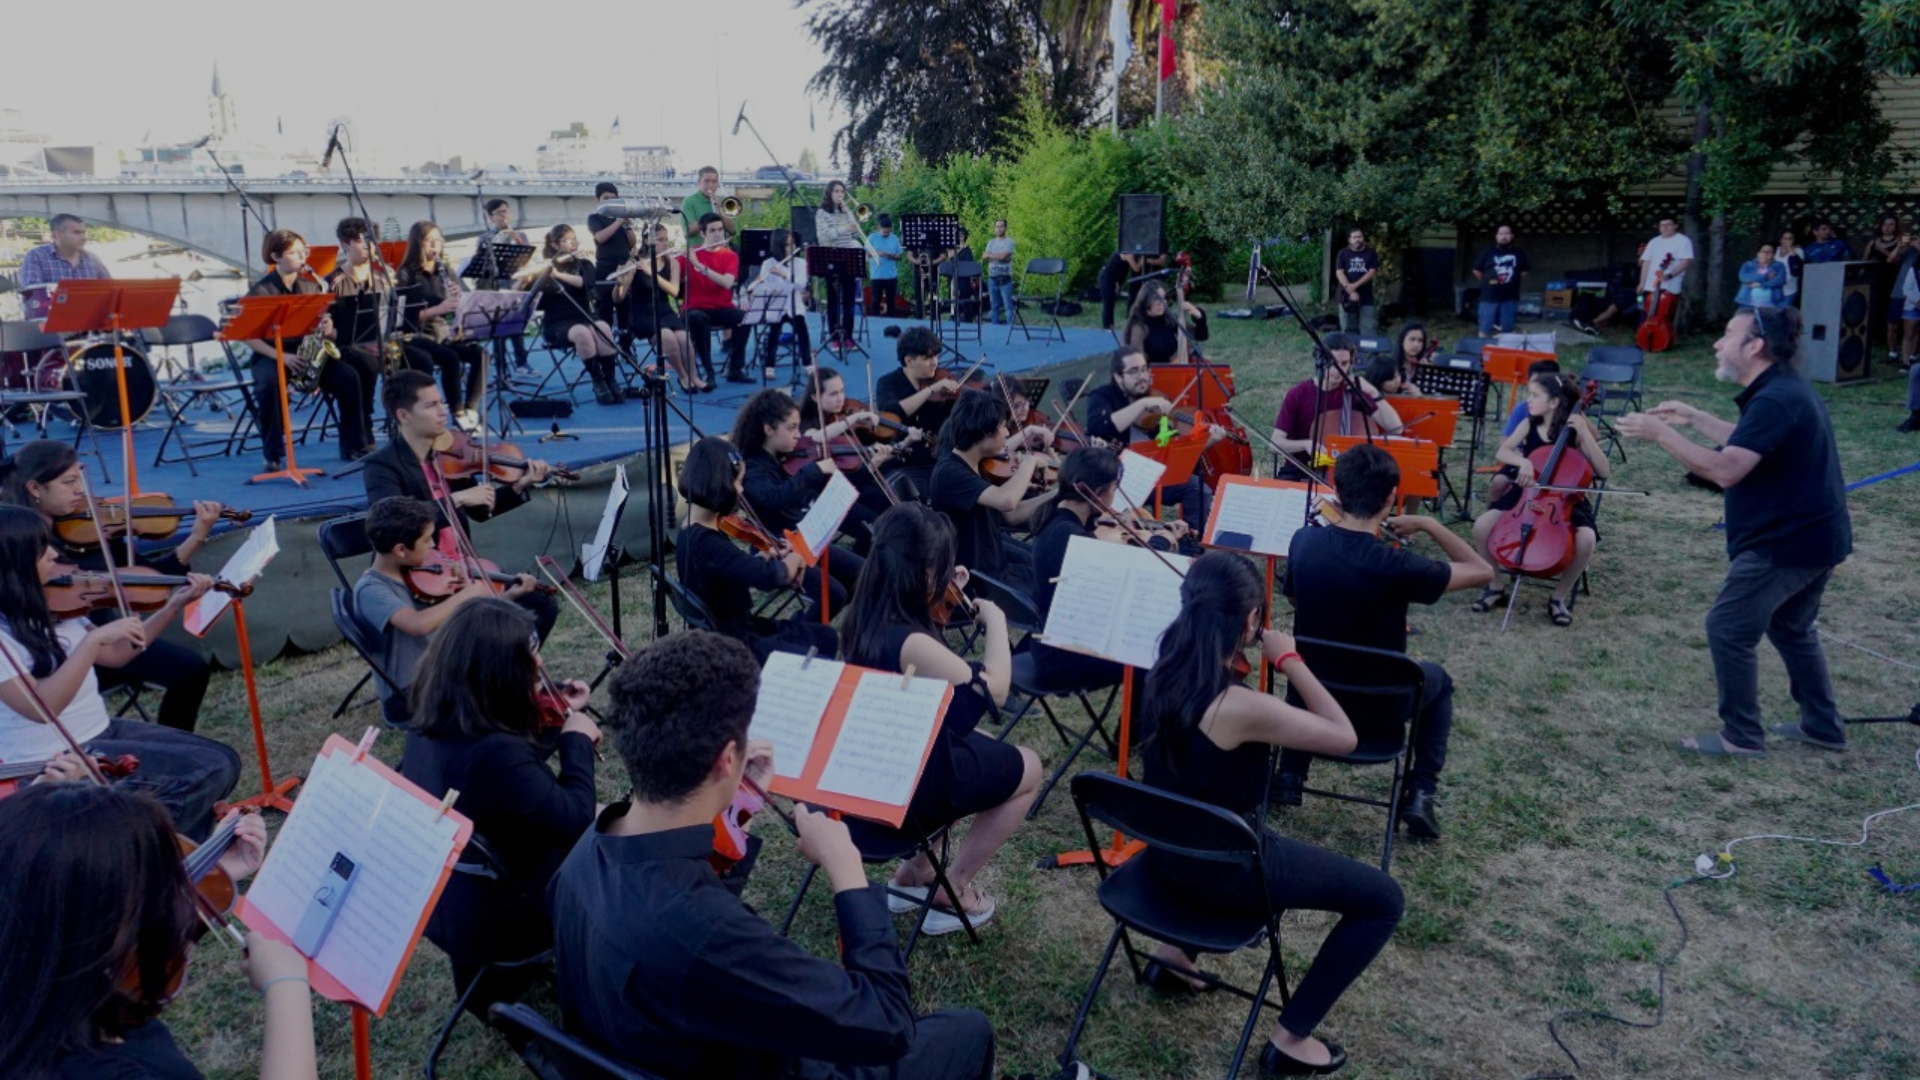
(720, 195), (742, 216)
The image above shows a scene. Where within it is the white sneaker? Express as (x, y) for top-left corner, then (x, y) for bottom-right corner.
(885, 884), (929, 915)
(920, 889), (995, 936)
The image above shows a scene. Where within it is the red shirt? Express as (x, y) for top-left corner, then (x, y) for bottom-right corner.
(681, 248), (739, 311)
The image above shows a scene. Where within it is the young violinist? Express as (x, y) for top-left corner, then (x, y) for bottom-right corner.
(873, 325), (957, 497)
(747, 227), (812, 381)
(518, 224), (626, 405)
(324, 216), (393, 461)
(549, 630), (997, 1080)
(674, 436), (838, 662)
(2, 440), (217, 734)
(395, 220), (487, 431)
(1280, 443), (1490, 839)
(1270, 333), (1402, 478)
(399, 597), (600, 1017)
(1121, 279), (1207, 365)
(1082, 346), (1218, 534)
(354, 496), (518, 729)
(841, 503), (1041, 933)
(360, 370), (558, 640)
(1471, 372), (1610, 626)
(236, 228), (355, 472)
(0, 784), (316, 1080)
(798, 368), (900, 526)
(0, 505), (240, 839)
(732, 388), (874, 578)
(929, 389), (1050, 596)
(1137, 551), (1403, 1077)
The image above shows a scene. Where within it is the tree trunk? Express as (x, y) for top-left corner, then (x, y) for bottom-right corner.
(1683, 99), (1711, 334)
(1706, 209), (1728, 324)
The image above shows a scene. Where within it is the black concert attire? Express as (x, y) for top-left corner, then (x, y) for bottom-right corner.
(359, 435), (560, 641)
(401, 723), (595, 1016)
(1143, 698), (1404, 1043)
(534, 260), (617, 388)
(623, 250), (687, 344)
(742, 449), (873, 587)
(1082, 381), (1210, 531)
(396, 264), (487, 416)
(873, 369), (952, 500)
(929, 454), (1035, 596)
(586, 211), (634, 330)
(798, 401), (896, 540)
(1098, 253), (1160, 330)
(1129, 310), (1208, 366)
(241, 268), (332, 466)
(550, 806), (996, 1080)
(845, 623), (1028, 836)
(1029, 507), (1124, 689)
(1487, 422), (1599, 533)
(674, 523), (837, 662)
(62, 539), (212, 737)
(1280, 526), (1454, 797)
(57, 1019), (204, 1080)
(323, 269), (392, 460)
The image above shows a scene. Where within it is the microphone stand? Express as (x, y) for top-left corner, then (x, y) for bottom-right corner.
(204, 146), (269, 284)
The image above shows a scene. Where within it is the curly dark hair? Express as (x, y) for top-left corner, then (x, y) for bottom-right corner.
(605, 631), (761, 804)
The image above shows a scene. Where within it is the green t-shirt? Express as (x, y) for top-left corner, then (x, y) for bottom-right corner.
(681, 191), (717, 241)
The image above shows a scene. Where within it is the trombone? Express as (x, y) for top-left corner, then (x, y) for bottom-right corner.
(855, 203), (873, 223)
(719, 195), (743, 216)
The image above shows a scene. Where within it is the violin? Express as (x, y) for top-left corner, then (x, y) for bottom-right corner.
(402, 560), (559, 603)
(0, 751), (138, 798)
(929, 580), (975, 626)
(44, 565), (250, 617)
(860, 408), (928, 445)
(719, 514), (785, 555)
(783, 431), (869, 475)
(431, 429), (579, 484)
(710, 774), (798, 875)
(112, 811), (249, 1022)
(1485, 381), (1601, 580)
(54, 495), (250, 551)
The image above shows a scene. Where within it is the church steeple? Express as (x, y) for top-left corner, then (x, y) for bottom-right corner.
(211, 61), (224, 97)
(208, 62), (237, 144)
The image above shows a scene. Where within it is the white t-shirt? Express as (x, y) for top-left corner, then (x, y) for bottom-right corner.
(1640, 233), (1696, 294)
(0, 618), (110, 760)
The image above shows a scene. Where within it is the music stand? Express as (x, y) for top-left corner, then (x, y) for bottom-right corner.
(41, 280), (180, 497)
(1411, 362), (1490, 518)
(218, 294), (333, 487)
(1150, 363), (1236, 412)
(460, 243), (532, 286)
(1127, 432), (1206, 519)
(305, 246), (341, 278)
(807, 246), (869, 362)
(901, 213), (961, 330)
(454, 290), (532, 437)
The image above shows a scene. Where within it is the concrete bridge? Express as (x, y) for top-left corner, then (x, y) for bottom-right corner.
(0, 177), (727, 268)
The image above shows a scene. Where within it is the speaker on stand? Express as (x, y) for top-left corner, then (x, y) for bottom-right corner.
(1118, 194), (1167, 256)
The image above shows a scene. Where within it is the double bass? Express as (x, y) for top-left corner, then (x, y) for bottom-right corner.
(1484, 381), (1601, 580)
(1636, 253), (1677, 353)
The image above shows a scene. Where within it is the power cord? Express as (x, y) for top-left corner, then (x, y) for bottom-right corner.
(1519, 743), (1920, 1079)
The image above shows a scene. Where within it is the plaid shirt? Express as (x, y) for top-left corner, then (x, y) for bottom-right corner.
(19, 243), (111, 287)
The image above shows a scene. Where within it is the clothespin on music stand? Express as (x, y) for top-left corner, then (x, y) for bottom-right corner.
(437, 788), (460, 818)
(355, 727), (379, 763)
(801, 646), (817, 670)
(900, 664), (917, 690)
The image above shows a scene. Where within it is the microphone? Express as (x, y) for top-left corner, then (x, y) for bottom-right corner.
(595, 198), (664, 219)
(732, 102), (748, 137)
(320, 126), (341, 169)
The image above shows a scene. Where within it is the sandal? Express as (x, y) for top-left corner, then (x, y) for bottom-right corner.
(1677, 732), (1765, 758)
(1471, 585), (1507, 613)
(1766, 722), (1847, 753)
(1548, 598), (1573, 627)
(1141, 957), (1215, 995)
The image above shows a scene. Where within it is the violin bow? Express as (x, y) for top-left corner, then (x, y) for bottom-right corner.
(1221, 403), (1328, 483)
(535, 555), (631, 660)
(1051, 370), (1096, 445)
(0, 641), (112, 786)
(1076, 482), (1189, 581)
(75, 466), (136, 618)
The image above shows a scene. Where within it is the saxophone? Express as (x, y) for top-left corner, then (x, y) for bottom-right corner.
(291, 265), (336, 393)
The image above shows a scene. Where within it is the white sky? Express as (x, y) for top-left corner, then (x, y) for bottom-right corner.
(3, 0), (847, 172)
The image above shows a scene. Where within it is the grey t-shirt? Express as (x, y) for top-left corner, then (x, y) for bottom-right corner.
(984, 236), (1016, 279)
(353, 569), (428, 700)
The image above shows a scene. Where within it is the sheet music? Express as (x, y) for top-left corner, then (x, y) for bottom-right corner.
(242, 747), (461, 1009)
(1209, 482), (1308, 557)
(1040, 535), (1190, 668)
(1116, 449), (1167, 513)
(186, 516), (279, 635)
(583, 466), (629, 582)
(749, 652), (844, 779)
(793, 470), (858, 560)
(815, 672), (948, 807)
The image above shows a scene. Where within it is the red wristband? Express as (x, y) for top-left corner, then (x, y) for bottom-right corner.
(1271, 651), (1303, 671)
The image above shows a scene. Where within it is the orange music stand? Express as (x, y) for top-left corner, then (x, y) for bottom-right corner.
(304, 245), (340, 278)
(41, 279), (181, 496)
(1324, 434), (1441, 505)
(1046, 666), (1147, 868)
(1383, 395), (1461, 445)
(1482, 346), (1550, 394)
(1150, 363), (1236, 411)
(1128, 430), (1206, 518)
(219, 294), (334, 487)
(378, 240), (407, 268)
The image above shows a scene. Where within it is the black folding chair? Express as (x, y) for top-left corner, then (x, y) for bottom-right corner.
(650, 563), (719, 633)
(423, 836), (556, 1080)
(778, 818), (979, 962)
(0, 319), (113, 476)
(1281, 637), (1425, 872)
(152, 315), (259, 474)
(937, 261), (984, 347)
(1059, 772), (1290, 1080)
(329, 587), (402, 722)
(1007, 258), (1067, 344)
(487, 1002), (667, 1080)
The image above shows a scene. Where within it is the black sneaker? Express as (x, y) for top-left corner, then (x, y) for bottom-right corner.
(1400, 788), (1440, 840)
(1897, 412), (1920, 434)
(1571, 318), (1595, 335)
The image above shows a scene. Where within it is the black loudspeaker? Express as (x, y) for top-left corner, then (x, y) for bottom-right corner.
(1799, 260), (1877, 383)
(1836, 264), (1875, 382)
(739, 229), (774, 272)
(1118, 194), (1166, 256)
(788, 206), (817, 248)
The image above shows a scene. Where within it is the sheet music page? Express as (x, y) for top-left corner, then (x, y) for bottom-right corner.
(1108, 551), (1189, 668)
(1040, 536), (1189, 668)
(1209, 482), (1308, 558)
(749, 652), (844, 779)
(186, 516), (280, 635)
(815, 672), (948, 807)
(1116, 449), (1167, 512)
(793, 470), (858, 560)
(242, 748), (461, 1009)
(583, 466), (629, 581)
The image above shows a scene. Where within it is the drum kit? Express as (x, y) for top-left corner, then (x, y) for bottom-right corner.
(4, 283), (158, 429)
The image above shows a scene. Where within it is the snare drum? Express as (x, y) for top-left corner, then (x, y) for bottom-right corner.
(20, 283), (57, 322)
(33, 341), (157, 429)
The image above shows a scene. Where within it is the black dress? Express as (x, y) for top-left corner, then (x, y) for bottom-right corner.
(675, 523), (836, 662)
(623, 251), (686, 338)
(537, 259), (601, 350)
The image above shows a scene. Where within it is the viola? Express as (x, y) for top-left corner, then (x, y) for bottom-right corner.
(719, 514), (785, 555)
(1636, 253), (1677, 353)
(0, 751), (138, 798)
(431, 429), (580, 484)
(44, 565), (251, 617)
(1485, 381), (1601, 580)
(402, 559), (558, 603)
(54, 495), (250, 550)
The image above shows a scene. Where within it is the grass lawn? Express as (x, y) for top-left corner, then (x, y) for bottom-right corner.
(160, 304), (1920, 1079)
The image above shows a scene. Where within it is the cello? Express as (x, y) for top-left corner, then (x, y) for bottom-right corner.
(1636, 253), (1677, 353)
(1484, 381), (1601, 582)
